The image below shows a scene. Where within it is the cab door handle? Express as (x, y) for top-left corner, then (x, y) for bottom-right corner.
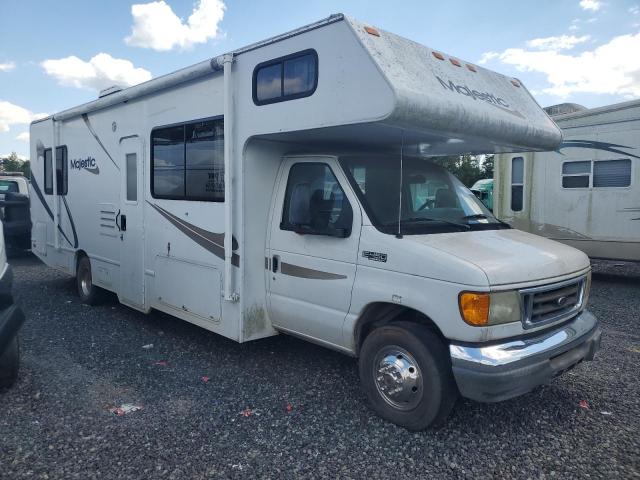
(272, 255), (279, 273)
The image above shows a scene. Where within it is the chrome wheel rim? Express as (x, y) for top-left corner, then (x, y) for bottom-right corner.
(80, 266), (92, 297)
(373, 346), (423, 411)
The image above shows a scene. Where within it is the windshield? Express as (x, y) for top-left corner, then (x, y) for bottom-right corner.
(340, 155), (506, 235)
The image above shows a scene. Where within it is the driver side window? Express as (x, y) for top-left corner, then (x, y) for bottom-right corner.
(281, 163), (353, 237)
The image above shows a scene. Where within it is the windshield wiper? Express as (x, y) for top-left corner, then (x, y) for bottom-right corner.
(399, 217), (471, 230)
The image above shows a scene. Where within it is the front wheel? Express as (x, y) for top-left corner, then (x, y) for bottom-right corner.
(76, 256), (101, 305)
(359, 322), (458, 430)
(0, 336), (20, 390)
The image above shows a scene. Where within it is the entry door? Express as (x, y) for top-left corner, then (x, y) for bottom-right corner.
(119, 136), (145, 307)
(267, 158), (361, 348)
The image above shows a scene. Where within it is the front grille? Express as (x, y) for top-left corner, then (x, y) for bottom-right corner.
(520, 276), (586, 329)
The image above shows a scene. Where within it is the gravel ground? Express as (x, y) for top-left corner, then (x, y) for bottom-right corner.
(1, 253), (639, 479)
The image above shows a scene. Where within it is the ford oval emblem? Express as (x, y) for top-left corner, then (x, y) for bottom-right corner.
(556, 296), (568, 306)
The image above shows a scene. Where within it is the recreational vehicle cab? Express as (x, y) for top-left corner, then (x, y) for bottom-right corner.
(30, 15), (601, 429)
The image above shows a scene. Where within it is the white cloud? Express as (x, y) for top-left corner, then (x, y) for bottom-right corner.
(630, 6), (640, 15)
(526, 34), (590, 51)
(0, 62), (15, 72)
(478, 51), (499, 64)
(489, 31), (640, 98)
(125, 0), (225, 51)
(579, 0), (602, 11)
(41, 53), (152, 91)
(16, 132), (29, 142)
(0, 101), (47, 133)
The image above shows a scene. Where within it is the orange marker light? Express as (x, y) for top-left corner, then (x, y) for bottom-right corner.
(364, 26), (380, 37)
(449, 58), (462, 67)
(511, 79), (521, 87)
(459, 292), (490, 326)
(466, 64), (477, 72)
(432, 51), (445, 60)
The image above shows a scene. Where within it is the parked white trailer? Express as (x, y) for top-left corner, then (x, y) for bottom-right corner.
(30, 15), (601, 429)
(494, 100), (640, 261)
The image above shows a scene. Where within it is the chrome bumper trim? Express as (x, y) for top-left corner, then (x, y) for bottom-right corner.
(449, 310), (598, 367)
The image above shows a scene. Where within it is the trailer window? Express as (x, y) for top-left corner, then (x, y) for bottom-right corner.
(151, 118), (224, 201)
(510, 157), (523, 211)
(561, 159), (631, 188)
(562, 161), (590, 188)
(43, 146), (67, 195)
(253, 50), (318, 105)
(593, 159), (631, 187)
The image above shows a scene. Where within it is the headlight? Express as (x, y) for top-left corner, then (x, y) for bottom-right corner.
(459, 290), (522, 327)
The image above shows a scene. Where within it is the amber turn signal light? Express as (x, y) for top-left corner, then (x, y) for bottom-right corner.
(459, 292), (490, 326)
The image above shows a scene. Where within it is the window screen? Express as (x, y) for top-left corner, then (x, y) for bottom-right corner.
(253, 50), (318, 105)
(151, 118), (224, 201)
(44, 146), (67, 195)
(562, 161), (591, 189)
(126, 153), (137, 202)
(593, 159), (631, 187)
(511, 157), (524, 212)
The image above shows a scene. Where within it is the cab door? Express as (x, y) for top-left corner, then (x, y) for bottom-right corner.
(267, 157), (361, 348)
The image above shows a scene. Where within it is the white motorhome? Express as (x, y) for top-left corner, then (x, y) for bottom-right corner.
(30, 15), (600, 430)
(494, 100), (640, 261)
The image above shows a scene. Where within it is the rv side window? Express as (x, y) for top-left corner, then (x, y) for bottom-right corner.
(510, 157), (524, 212)
(281, 163), (352, 237)
(253, 50), (318, 105)
(151, 118), (224, 201)
(562, 161), (591, 188)
(44, 146), (68, 195)
(593, 159), (631, 187)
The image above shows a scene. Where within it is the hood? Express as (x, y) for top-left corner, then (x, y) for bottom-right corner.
(405, 228), (589, 286)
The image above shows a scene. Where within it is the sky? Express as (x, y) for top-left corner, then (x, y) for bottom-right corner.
(1, 0), (639, 158)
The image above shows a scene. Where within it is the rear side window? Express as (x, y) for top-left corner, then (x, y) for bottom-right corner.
(253, 50), (318, 105)
(151, 118), (225, 201)
(44, 146), (67, 195)
(510, 157), (524, 211)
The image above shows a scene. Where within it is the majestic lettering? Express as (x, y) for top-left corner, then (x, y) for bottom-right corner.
(70, 156), (99, 174)
(436, 76), (510, 108)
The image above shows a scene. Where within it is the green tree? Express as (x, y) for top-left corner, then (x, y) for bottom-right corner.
(1, 152), (30, 177)
(431, 154), (486, 187)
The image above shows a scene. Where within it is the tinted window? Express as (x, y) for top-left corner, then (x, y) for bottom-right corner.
(593, 159), (631, 187)
(0, 180), (19, 193)
(511, 157), (523, 211)
(283, 55), (316, 96)
(281, 163), (352, 236)
(253, 50), (318, 105)
(126, 153), (137, 202)
(152, 126), (185, 197)
(44, 146), (67, 195)
(152, 119), (225, 201)
(185, 121), (224, 200)
(256, 64), (281, 102)
(562, 175), (590, 188)
(562, 161), (590, 175)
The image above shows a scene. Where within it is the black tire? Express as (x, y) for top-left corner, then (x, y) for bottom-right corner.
(76, 256), (101, 305)
(359, 322), (458, 430)
(0, 336), (20, 390)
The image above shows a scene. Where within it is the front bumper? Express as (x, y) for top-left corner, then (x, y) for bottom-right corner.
(449, 310), (601, 402)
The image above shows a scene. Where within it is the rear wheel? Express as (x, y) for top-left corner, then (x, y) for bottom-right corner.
(76, 256), (101, 305)
(359, 322), (458, 430)
(0, 336), (19, 390)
